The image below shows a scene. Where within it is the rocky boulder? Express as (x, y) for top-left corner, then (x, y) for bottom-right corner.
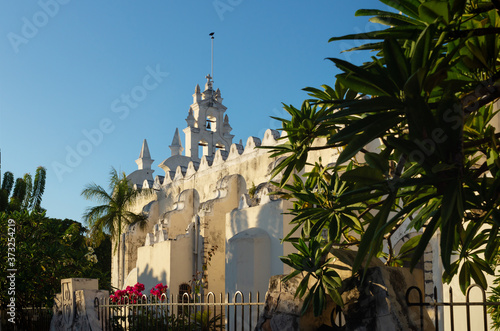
(255, 249), (433, 331)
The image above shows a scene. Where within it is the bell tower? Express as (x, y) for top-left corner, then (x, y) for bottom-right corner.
(183, 75), (234, 160)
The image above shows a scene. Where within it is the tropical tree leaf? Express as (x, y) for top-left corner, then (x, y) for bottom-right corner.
(267, 0), (500, 317)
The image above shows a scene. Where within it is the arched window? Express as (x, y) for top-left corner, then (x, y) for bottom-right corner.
(198, 140), (208, 158)
(215, 143), (225, 153)
(179, 283), (191, 297)
(206, 116), (216, 132)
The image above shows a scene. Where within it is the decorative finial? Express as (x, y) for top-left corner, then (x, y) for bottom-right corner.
(205, 74), (213, 91)
(215, 88), (222, 102)
(186, 107), (196, 127)
(193, 84), (202, 103)
(139, 139), (151, 159)
(169, 128), (184, 156)
(136, 139), (154, 170)
(223, 114), (232, 133)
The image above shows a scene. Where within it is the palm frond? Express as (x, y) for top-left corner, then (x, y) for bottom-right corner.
(81, 183), (113, 204)
(83, 204), (111, 226)
(82, 166), (155, 247)
(125, 210), (149, 231)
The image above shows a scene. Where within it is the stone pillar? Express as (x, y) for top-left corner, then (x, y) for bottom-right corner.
(50, 278), (109, 331)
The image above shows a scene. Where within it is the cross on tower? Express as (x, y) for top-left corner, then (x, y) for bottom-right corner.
(205, 74), (213, 90)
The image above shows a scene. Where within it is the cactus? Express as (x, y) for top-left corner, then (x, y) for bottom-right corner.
(31, 166), (46, 212)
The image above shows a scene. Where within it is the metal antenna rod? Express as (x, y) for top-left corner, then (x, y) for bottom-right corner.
(209, 32), (215, 80)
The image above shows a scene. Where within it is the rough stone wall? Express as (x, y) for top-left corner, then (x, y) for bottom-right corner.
(256, 251), (434, 331)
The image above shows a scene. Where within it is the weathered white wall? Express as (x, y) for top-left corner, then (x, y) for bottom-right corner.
(167, 232), (194, 298)
(115, 126), (335, 297)
(135, 227), (197, 298)
(136, 238), (171, 293)
(226, 200), (285, 296)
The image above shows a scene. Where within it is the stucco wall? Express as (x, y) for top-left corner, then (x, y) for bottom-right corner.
(114, 127), (337, 295)
(225, 200), (285, 296)
(136, 238), (171, 293)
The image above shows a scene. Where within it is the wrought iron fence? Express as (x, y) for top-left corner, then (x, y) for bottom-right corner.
(94, 291), (265, 331)
(406, 284), (500, 331)
(0, 306), (52, 331)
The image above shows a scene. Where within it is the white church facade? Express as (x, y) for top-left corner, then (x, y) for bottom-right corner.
(111, 75), (340, 299)
(111, 74), (495, 326)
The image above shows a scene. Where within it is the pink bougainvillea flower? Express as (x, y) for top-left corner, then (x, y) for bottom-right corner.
(112, 282), (167, 304)
(134, 283), (145, 292)
(149, 282), (168, 300)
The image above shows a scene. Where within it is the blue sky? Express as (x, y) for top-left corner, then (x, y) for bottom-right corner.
(0, 0), (387, 223)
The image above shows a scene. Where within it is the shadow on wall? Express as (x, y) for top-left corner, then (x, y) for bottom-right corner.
(225, 185), (287, 298)
(227, 183), (282, 242)
(138, 263), (167, 294)
(228, 227), (271, 293)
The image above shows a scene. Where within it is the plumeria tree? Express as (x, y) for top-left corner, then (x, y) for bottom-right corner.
(267, 0), (500, 315)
